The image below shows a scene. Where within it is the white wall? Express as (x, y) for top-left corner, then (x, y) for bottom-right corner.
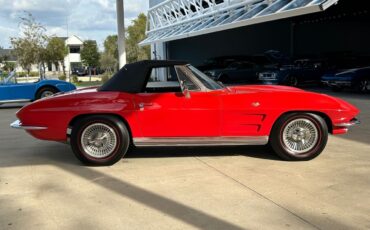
(64, 35), (83, 72)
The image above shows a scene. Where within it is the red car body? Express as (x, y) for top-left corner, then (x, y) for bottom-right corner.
(16, 84), (358, 141)
(11, 60), (360, 165)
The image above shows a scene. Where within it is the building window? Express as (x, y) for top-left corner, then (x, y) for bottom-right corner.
(69, 46), (80, 53)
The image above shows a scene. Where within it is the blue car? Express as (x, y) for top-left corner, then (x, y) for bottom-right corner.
(321, 67), (370, 93)
(0, 71), (76, 105)
(258, 59), (326, 86)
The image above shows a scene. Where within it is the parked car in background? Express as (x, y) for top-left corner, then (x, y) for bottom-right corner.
(72, 67), (88, 76)
(205, 61), (262, 83)
(0, 71), (76, 105)
(258, 59), (326, 86)
(201, 51), (291, 84)
(321, 67), (370, 93)
(197, 55), (249, 72)
(264, 50), (291, 65)
(72, 67), (105, 76)
(11, 60), (360, 166)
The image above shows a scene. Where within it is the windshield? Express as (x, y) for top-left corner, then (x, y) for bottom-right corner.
(187, 65), (224, 90)
(4, 71), (16, 84)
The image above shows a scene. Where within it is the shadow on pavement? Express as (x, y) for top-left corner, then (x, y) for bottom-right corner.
(127, 145), (280, 161)
(0, 142), (359, 229)
(0, 143), (248, 230)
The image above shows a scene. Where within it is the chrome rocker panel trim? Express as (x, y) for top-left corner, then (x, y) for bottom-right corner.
(133, 136), (269, 147)
(0, 99), (31, 104)
(10, 120), (48, 130)
(335, 118), (361, 127)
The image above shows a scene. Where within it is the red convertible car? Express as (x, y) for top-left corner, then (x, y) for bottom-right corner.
(11, 60), (360, 166)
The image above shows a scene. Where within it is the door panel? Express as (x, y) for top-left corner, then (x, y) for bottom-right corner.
(134, 91), (221, 137)
(10, 83), (37, 100)
(0, 83), (34, 101)
(0, 85), (13, 100)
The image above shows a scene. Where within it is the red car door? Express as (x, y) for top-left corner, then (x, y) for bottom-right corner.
(133, 90), (221, 137)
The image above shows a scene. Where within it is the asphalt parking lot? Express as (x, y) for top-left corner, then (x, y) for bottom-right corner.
(0, 89), (369, 230)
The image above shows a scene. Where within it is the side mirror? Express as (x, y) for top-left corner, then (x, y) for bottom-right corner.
(180, 80), (191, 99)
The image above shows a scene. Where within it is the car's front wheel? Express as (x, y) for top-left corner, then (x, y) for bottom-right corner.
(270, 113), (328, 161)
(355, 79), (369, 93)
(70, 115), (130, 166)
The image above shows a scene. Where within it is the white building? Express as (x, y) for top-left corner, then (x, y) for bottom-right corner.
(48, 35), (84, 73)
(63, 35), (84, 73)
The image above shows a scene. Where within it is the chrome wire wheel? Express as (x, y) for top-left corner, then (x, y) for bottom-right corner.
(80, 123), (118, 159)
(40, 90), (54, 98)
(282, 118), (319, 155)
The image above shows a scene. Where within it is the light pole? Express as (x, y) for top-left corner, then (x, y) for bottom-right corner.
(116, 0), (126, 68)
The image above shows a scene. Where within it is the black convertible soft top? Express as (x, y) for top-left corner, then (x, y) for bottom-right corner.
(99, 60), (188, 93)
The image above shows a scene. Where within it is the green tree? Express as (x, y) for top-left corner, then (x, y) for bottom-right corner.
(80, 40), (100, 81)
(46, 37), (68, 75)
(0, 53), (8, 63)
(102, 35), (118, 72)
(100, 52), (117, 74)
(10, 12), (48, 77)
(3, 62), (16, 71)
(101, 13), (150, 70)
(104, 35), (118, 59)
(126, 13), (150, 63)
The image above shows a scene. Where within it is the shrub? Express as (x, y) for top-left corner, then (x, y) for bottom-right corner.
(17, 71), (39, 77)
(17, 72), (27, 77)
(58, 75), (66, 81)
(72, 75), (79, 83)
(29, 72), (39, 77)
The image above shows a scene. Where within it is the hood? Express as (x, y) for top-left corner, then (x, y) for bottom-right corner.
(228, 85), (359, 116)
(229, 85), (304, 94)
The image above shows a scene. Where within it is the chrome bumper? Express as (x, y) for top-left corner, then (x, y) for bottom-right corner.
(10, 120), (48, 130)
(335, 118), (361, 127)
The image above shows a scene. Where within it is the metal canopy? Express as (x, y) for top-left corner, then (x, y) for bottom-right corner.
(140, 0), (338, 46)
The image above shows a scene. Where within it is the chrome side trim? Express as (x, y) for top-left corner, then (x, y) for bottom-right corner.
(0, 99), (31, 104)
(133, 136), (269, 147)
(10, 120), (48, 130)
(335, 118), (361, 127)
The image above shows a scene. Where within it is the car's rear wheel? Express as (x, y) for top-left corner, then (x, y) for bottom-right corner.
(70, 115), (130, 166)
(270, 113), (328, 161)
(36, 87), (59, 99)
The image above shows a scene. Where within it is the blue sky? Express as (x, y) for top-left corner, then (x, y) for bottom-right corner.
(0, 0), (149, 50)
